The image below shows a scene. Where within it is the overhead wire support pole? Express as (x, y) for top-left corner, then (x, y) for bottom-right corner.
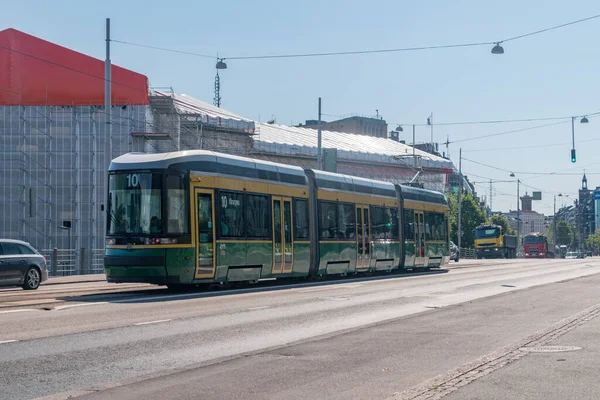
(104, 17), (111, 243)
(458, 148), (462, 252)
(554, 195), (557, 247)
(317, 97), (322, 170)
(412, 125), (416, 169)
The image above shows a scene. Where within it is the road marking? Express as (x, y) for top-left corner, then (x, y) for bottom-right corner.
(134, 319), (172, 326)
(299, 283), (363, 293)
(247, 306), (271, 310)
(0, 309), (38, 314)
(53, 302), (109, 311)
(0, 340), (19, 344)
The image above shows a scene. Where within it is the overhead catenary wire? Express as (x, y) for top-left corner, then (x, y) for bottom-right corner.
(112, 14), (600, 61)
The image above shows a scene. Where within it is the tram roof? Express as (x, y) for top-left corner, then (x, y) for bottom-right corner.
(309, 169), (397, 197)
(399, 184), (447, 205)
(110, 151), (308, 186)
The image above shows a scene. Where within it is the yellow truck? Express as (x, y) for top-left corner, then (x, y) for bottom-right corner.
(474, 224), (518, 259)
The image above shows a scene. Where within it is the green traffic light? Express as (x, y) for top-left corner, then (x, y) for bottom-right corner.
(571, 149), (576, 163)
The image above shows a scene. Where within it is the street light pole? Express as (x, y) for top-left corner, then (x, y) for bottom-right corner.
(458, 148), (462, 251)
(554, 195), (557, 246)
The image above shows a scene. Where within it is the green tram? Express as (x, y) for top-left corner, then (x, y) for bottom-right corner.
(104, 150), (449, 287)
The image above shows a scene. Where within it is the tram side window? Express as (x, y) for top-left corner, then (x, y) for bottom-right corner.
(371, 207), (398, 240)
(404, 209), (415, 241)
(246, 194), (270, 239)
(390, 208), (399, 240)
(319, 201), (338, 239)
(424, 212), (445, 241)
(219, 191), (244, 238)
(166, 175), (189, 234)
(294, 199), (309, 240)
(337, 203), (355, 239)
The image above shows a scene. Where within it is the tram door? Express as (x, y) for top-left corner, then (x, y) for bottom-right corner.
(356, 205), (370, 269)
(415, 211), (425, 260)
(272, 197), (294, 274)
(194, 189), (216, 279)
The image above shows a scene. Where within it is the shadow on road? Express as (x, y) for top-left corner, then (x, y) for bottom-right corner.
(54, 268), (450, 306)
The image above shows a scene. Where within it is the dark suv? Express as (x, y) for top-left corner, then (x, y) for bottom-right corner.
(0, 239), (48, 290)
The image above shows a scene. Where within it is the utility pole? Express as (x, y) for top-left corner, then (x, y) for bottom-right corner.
(429, 112), (434, 148)
(489, 180), (493, 212)
(104, 17), (111, 243)
(317, 97), (322, 170)
(458, 148), (462, 251)
(553, 194), (557, 246)
(412, 125), (416, 169)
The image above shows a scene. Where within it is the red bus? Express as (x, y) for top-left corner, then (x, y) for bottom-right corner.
(523, 233), (555, 258)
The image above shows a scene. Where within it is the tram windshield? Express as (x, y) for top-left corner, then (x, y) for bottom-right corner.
(108, 173), (163, 235)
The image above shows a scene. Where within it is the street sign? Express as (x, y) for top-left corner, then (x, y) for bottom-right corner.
(532, 191), (542, 200)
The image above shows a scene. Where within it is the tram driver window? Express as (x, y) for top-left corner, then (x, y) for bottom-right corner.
(166, 175), (189, 234)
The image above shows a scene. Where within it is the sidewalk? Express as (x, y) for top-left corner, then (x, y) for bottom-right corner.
(446, 309), (600, 400)
(44, 274), (107, 286)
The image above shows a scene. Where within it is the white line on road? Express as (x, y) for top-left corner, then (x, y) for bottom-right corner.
(53, 302), (109, 311)
(247, 306), (271, 310)
(0, 340), (19, 344)
(0, 309), (38, 314)
(299, 283), (363, 293)
(134, 319), (172, 326)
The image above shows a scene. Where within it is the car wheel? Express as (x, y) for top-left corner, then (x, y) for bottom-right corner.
(22, 267), (41, 290)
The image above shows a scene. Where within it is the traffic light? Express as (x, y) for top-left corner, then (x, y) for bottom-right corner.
(571, 149), (576, 163)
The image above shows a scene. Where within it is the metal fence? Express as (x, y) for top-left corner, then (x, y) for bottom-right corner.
(460, 248), (476, 259)
(39, 248), (104, 276)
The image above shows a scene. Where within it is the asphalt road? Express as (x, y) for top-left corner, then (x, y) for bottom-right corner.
(1, 258), (599, 400)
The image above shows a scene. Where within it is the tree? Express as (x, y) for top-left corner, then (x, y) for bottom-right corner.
(488, 214), (516, 236)
(447, 192), (487, 248)
(555, 219), (574, 247)
(585, 229), (600, 251)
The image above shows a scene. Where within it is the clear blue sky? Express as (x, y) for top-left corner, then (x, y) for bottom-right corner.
(3, 0), (600, 214)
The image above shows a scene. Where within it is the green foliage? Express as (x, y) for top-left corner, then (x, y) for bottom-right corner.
(555, 219), (574, 246)
(488, 214), (516, 236)
(447, 192), (487, 248)
(585, 229), (600, 250)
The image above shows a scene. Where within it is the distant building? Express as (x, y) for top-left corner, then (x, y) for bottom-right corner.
(298, 115), (388, 138)
(578, 173), (595, 245)
(505, 192), (545, 236)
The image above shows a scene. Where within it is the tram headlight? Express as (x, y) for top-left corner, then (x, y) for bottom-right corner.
(106, 238), (116, 245)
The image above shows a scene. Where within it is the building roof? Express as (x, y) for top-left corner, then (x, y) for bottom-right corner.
(153, 91), (255, 133)
(0, 28), (148, 106)
(254, 122), (453, 170)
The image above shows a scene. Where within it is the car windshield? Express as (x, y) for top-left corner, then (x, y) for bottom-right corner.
(107, 173), (163, 235)
(475, 228), (500, 238)
(566, 252), (576, 257)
